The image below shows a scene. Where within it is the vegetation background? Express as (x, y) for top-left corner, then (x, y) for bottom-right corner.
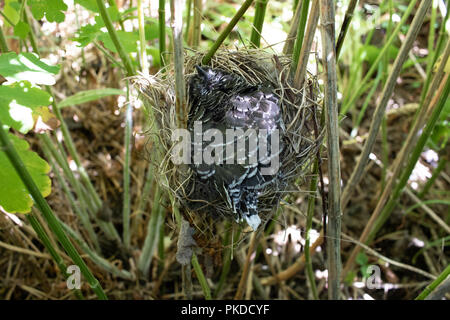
(0, 0), (448, 300)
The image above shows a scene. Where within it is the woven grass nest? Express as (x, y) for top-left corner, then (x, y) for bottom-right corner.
(133, 49), (322, 239)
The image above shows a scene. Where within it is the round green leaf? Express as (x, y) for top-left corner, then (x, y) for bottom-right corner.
(13, 21), (31, 40)
(0, 132), (51, 214)
(72, 24), (100, 48)
(28, 0), (67, 23)
(0, 81), (53, 134)
(99, 31), (139, 54)
(0, 52), (60, 86)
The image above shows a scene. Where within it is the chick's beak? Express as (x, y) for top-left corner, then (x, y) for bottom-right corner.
(195, 65), (209, 80)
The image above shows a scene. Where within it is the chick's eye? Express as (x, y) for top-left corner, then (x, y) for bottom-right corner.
(217, 76), (233, 91)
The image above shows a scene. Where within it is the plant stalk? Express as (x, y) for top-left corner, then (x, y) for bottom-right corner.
(170, 0), (187, 127)
(122, 96), (133, 248)
(416, 264), (450, 300)
(319, 0), (342, 300)
(27, 212), (84, 299)
(291, 0), (310, 68)
(0, 124), (108, 300)
(96, 0), (135, 76)
(336, 0), (358, 59)
(192, 0), (202, 48)
(340, 0), (419, 115)
(293, 0), (319, 88)
(341, 0), (432, 210)
(137, 0), (149, 75)
(202, 0), (255, 65)
(283, 0), (303, 55)
(0, 25), (8, 53)
(159, 0), (167, 68)
(192, 252), (211, 299)
(138, 186), (164, 277)
(250, 0), (269, 48)
(344, 73), (450, 277)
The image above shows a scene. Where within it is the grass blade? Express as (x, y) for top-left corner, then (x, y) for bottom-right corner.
(192, 252), (211, 299)
(57, 89), (124, 109)
(341, 0), (432, 210)
(27, 212), (84, 299)
(202, 0), (255, 65)
(0, 122), (108, 300)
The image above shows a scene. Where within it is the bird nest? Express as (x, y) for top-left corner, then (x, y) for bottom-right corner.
(133, 49), (322, 239)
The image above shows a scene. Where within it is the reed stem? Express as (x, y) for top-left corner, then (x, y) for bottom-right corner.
(202, 0), (255, 65)
(250, 0), (269, 48)
(96, 0), (135, 76)
(137, 0), (149, 75)
(159, 0), (167, 68)
(192, 0), (202, 48)
(170, 0), (187, 126)
(319, 0), (341, 300)
(122, 95), (133, 248)
(291, 0), (310, 68)
(336, 0), (358, 59)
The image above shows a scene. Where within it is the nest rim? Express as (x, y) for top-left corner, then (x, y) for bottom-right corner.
(132, 48), (323, 236)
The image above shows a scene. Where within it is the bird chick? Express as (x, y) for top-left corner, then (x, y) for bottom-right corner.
(186, 66), (284, 231)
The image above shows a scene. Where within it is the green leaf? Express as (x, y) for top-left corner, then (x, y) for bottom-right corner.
(57, 88), (124, 108)
(99, 31), (139, 54)
(145, 18), (160, 40)
(359, 44), (399, 66)
(28, 0), (68, 23)
(0, 81), (53, 134)
(0, 131), (51, 214)
(29, 0), (44, 20)
(0, 52), (60, 86)
(344, 270), (357, 285)
(215, 3), (237, 19)
(72, 24), (100, 48)
(430, 121), (449, 149)
(122, 7), (138, 19)
(356, 252), (369, 266)
(45, 8), (66, 23)
(13, 21), (31, 40)
(9, 0), (21, 11)
(360, 265), (371, 279)
(94, 6), (120, 28)
(147, 47), (161, 67)
(74, 0), (100, 13)
(440, 99), (450, 122)
(3, 0), (21, 26)
(202, 24), (218, 41)
(429, 99), (450, 149)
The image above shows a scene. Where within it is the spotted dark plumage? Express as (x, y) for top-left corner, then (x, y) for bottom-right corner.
(186, 66), (284, 230)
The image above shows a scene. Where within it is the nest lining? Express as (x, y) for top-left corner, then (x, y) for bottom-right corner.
(133, 49), (322, 235)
